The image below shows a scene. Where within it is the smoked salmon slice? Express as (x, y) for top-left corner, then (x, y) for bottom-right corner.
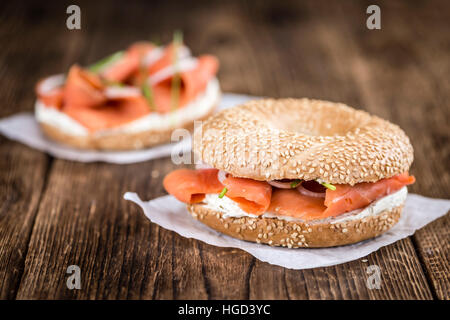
(36, 39), (219, 133)
(151, 55), (219, 113)
(147, 43), (181, 76)
(268, 173), (414, 220)
(163, 169), (414, 221)
(64, 96), (150, 132)
(322, 173), (415, 218)
(222, 176), (272, 215)
(268, 189), (326, 219)
(163, 169), (271, 214)
(36, 85), (64, 109)
(179, 55), (219, 103)
(101, 42), (155, 83)
(64, 65), (106, 109)
(163, 169), (224, 204)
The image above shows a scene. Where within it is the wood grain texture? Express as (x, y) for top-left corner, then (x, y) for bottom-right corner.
(0, 141), (48, 299)
(413, 215), (450, 300)
(0, 1), (52, 299)
(0, 0), (448, 299)
(249, 239), (432, 300)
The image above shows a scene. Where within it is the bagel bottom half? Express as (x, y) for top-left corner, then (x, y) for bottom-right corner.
(187, 202), (404, 248)
(38, 104), (217, 150)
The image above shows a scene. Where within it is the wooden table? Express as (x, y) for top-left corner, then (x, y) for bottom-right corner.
(0, 0), (448, 300)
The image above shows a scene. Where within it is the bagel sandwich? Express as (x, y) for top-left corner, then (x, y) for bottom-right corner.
(163, 98), (415, 248)
(35, 34), (220, 150)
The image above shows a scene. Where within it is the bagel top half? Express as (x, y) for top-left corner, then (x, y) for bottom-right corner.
(194, 98), (414, 185)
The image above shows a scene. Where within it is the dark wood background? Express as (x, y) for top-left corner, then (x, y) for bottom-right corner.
(0, 0), (448, 300)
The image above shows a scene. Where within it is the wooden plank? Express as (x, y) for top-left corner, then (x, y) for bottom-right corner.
(413, 215), (449, 300)
(17, 159), (250, 299)
(16, 159), (158, 299)
(0, 0), (112, 299)
(0, 2), (56, 299)
(285, 238), (431, 300)
(0, 141), (48, 300)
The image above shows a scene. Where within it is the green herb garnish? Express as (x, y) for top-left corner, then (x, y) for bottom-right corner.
(290, 179), (301, 188)
(104, 80), (125, 87)
(141, 82), (155, 110)
(170, 30), (183, 111)
(320, 182), (336, 191)
(88, 51), (124, 73)
(173, 29), (183, 50)
(218, 187), (228, 198)
(151, 37), (161, 46)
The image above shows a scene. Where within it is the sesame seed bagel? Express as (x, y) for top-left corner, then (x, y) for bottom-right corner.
(194, 98), (414, 185)
(187, 202), (404, 248)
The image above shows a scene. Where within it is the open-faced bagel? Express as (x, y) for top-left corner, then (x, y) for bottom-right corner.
(194, 98), (414, 185)
(34, 40), (221, 151)
(37, 102), (217, 150)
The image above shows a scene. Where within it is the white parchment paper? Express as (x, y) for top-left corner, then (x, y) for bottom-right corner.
(124, 192), (449, 269)
(0, 93), (256, 163)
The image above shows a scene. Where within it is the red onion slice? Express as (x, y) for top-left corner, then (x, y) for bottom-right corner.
(297, 184), (326, 198)
(268, 180), (293, 189)
(217, 170), (228, 184)
(142, 47), (164, 67)
(148, 57), (198, 85)
(37, 74), (65, 95)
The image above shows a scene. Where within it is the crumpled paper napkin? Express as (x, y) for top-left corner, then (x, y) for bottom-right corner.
(124, 192), (449, 269)
(0, 93), (256, 163)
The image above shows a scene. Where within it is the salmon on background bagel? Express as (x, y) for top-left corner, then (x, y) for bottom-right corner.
(34, 37), (220, 150)
(164, 98), (415, 248)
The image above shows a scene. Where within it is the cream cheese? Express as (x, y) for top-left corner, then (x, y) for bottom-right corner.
(204, 193), (259, 219)
(203, 186), (408, 224)
(35, 101), (89, 136)
(35, 77), (220, 137)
